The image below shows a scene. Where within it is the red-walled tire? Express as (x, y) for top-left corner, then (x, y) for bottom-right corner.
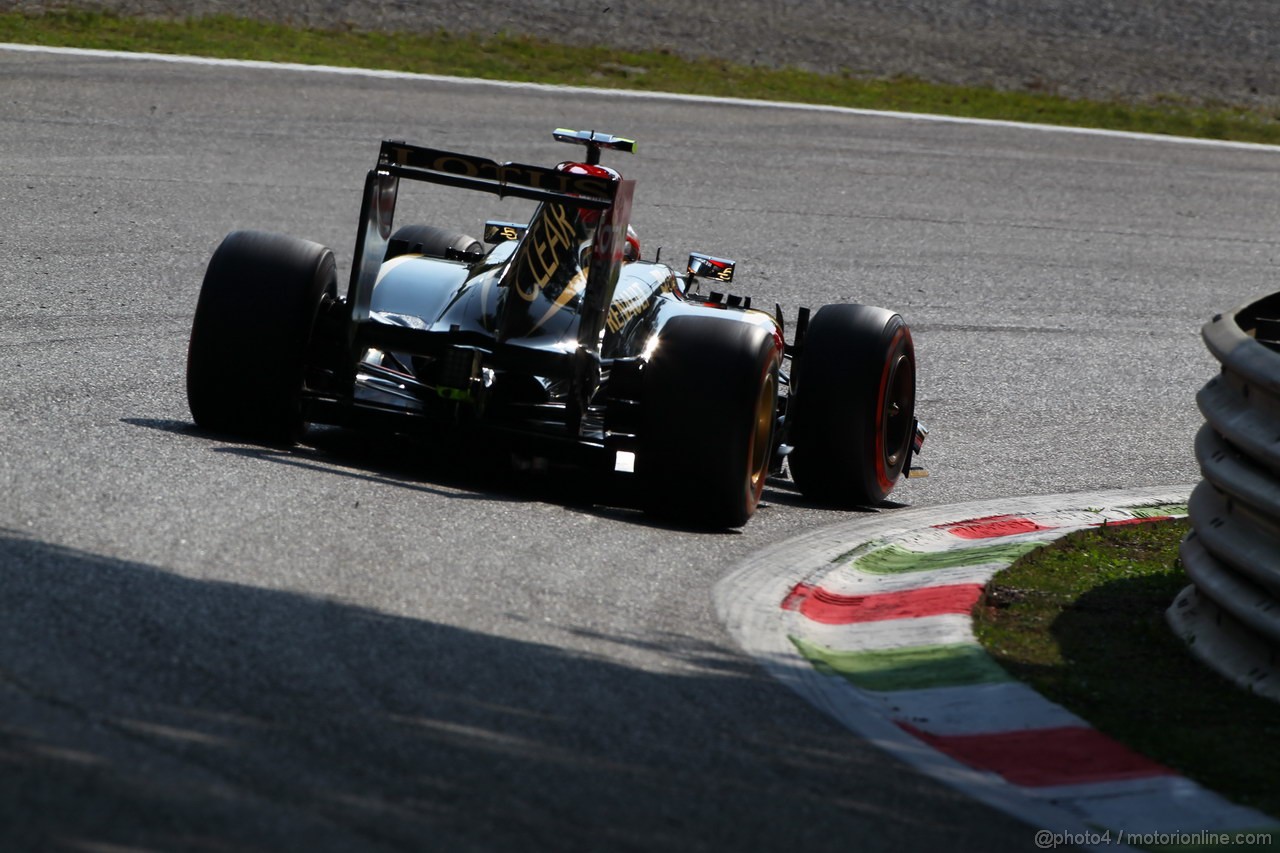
(788, 304), (916, 506)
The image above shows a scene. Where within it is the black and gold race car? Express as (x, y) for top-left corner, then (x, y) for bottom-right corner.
(186, 129), (925, 527)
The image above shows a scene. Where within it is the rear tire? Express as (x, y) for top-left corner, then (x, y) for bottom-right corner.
(788, 304), (916, 506)
(186, 230), (337, 443)
(639, 316), (780, 528)
(385, 224), (482, 261)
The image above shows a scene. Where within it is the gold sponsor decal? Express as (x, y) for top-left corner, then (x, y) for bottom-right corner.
(606, 278), (652, 333)
(515, 204), (581, 303)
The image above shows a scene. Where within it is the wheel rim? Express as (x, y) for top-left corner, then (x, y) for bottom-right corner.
(881, 352), (914, 471)
(748, 369), (776, 498)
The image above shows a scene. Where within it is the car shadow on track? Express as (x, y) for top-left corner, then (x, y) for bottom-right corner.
(124, 418), (877, 532)
(125, 417), (613, 510)
(761, 475), (911, 513)
(0, 529), (1028, 853)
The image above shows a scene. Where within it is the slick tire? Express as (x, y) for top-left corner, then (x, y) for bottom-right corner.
(186, 230), (336, 443)
(639, 316), (781, 528)
(788, 303), (916, 506)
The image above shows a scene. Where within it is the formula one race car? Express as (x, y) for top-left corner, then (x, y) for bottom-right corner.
(186, 129), (925, 527)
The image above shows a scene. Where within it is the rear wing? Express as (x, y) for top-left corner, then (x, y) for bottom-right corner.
(380, 140), (619, 206)
(348, 140), (621, 323)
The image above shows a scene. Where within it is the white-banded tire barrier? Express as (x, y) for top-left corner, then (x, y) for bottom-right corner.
(1170, 293), (1280, 700)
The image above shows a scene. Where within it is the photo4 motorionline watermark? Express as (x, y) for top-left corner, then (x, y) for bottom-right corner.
(1035, 829), (1274, 849)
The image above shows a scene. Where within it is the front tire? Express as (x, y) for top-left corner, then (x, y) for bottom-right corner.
(788, 304), (916, 506)
(639, 316), (781, 528)
(186, 230), (337, 443)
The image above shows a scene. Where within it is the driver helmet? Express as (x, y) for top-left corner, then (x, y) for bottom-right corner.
(624, 225), (640, 262)
(555, 161), (640, 262)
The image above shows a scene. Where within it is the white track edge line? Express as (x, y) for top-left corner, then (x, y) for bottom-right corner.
(6, 43), (1279, 154)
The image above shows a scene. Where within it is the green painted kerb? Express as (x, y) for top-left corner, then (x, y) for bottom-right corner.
(838, 541), (1043, 575)
(790, 636), (1012, 691)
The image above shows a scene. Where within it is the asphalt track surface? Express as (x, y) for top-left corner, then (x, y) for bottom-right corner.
(1, 48), (1278, 852)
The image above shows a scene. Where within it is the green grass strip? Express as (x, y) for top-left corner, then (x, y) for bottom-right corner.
(1, 10), (1279, 145)
(1124, 503), (1189, 519)
(845, 541), (1043, 575)
(791, 635), (1011, 691)
(975, 519), (1280, 820)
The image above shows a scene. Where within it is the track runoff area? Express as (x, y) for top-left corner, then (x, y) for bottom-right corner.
(10, 41), (1280, 850)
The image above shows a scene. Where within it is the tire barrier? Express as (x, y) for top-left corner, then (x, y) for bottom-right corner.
(1172, 292), (1280, 698)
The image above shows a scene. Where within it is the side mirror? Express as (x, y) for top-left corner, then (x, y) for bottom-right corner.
(687, 252), (736, 283)
(484, 220), (528, 244)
